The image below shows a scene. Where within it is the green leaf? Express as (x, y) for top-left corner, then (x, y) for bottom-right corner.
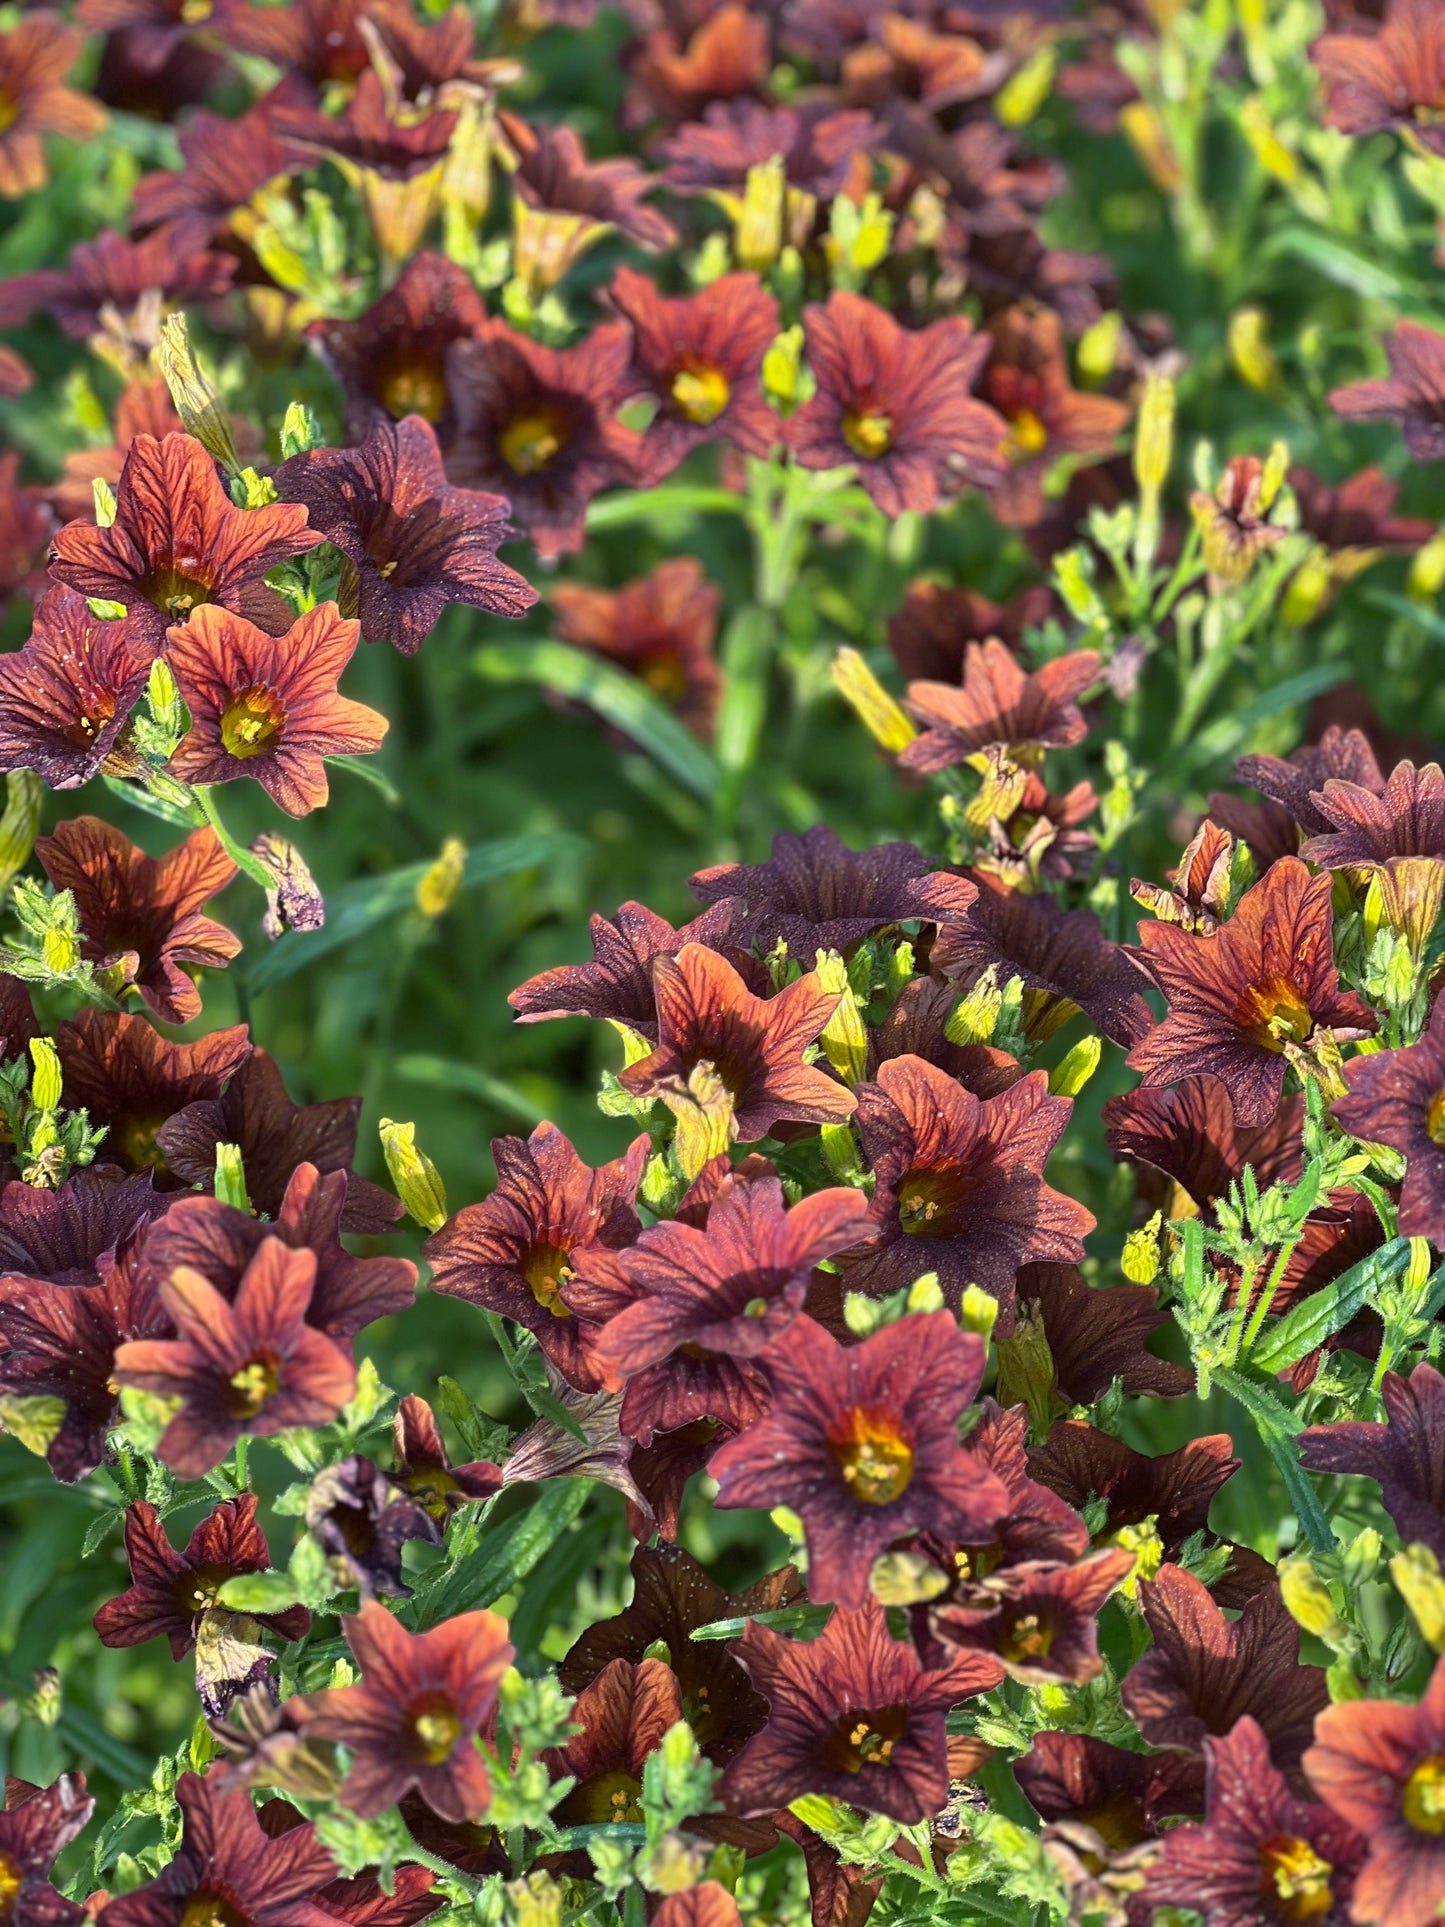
(690, 1602), (834, 1643)
(394, 1054), (544, 1126)
(1250, 1236), (1411, 1373)
(1263, 228), (1407, 302)
(475, 641), (719, 801)
(1363, 588), (1445, 641)
(327, 754), (401, 805)
(1212, 1366), (1336, 1553)
(215, 1569), (303, 1613)
(1172, 664), (1350, 780)
(410, 1479), (589, 1624)
(102, 777), (199, 830)
(584, 486), (746, 531)
(246, 833), (579, 993)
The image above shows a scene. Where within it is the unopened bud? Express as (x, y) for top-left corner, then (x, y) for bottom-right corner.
(416, 837), (466, 918)
(1392, 1544), (1445, 1651)
(820, 1121), (864, 1185)
(830, 647), (917, 754)
(1228, 305), (1281, 395)
(762, 324), (805, 416)
(42, 919), (78, 977)
(379, 1119), (448, 1231)
(1076, 310), (1123, 384)
(23, 1666), (61, 1728)
(1365, 857), (1445, 956)
(906, 1273), (944, 1315)
(958, 1282), (999, 1342)
(1278, 1555), (1345, 1643)
(1048, 1034), (1102, 1098)
(870, 1548), (950, 1605)
(995, 44), (1055, 127)
(1238, 95), (1300, 185)
(1119, 101), (1183, 194)
(1133, 374), (1176, 502)
(28, 1038), (62, 1114)
(657, 1059), (734, 1181)
(0, 770), (41, 896)
(280, 401), (324, 461)
(1408, 528), (1445, 600)
(251, 833), (325, 940)
(1111, 1517), (1164, 1596)
(1122, 1212), (1162, 1285)
(92, 478), (118, 528)
(994, 1305), (1057, 1441)
(214, 1142), (251, 1213)
(945, 968), (1002, 1047)
(735, 156), (784, 272)
(815, 950), (867, 1086)
(1280, 544), (1332, 627)
(157, 312), (242, 475)
(504, 1872), (564, 1927)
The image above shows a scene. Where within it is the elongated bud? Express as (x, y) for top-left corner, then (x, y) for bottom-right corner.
(1119, 101), (1182, 193)
(157, 312), (242, 475)
(379, 1119), (448, 1231)
(1365, 857), (1445, 956)
(656, 1060), (733, 1182)
(815, 950), (867, 1085)
(1278, 1554), (1345, 1643)
(1076, 310), (1123, 384)
(906, 1273), (944, 1315)
(994, 1304), (1057, 1441)
(945, 967), (1002, 1046)
(995, 44), (1055, 127)
(1409, 528), (1445, 600)
(1228, 305), (1281, 394)
(1121, 1211), (1162, 1285)
(870, 1548), (950, 1605)
(41, 907), (78, 977)
(820, 1120), (865, 1185)
(214, 1143), (251, 1213)
(735, 156), (784, 272)
(0, 770), (41, 898)
(92, 478), (118, 528)
(1133, 374), (1175, 502)
(1048, 1034), (1102, 1098)
(958, 1281), (998, 1342)
(1280, 544), (1333, 627)
(762, 324), (805, 416)
(830, 647), (917, 754)
(148, 656), (185, 738)
(416, 837), (467, 919)
(28, 1038), (62, 1114)
(280, 402), (324, 460)
(1392, 1544), (1445, 1651)
(1238, 95), (1299, 185)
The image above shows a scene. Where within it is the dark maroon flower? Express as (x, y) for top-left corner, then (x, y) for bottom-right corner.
(0, 591), (153, 789)
(979, 307), (1131, 528)
(928, 1548), (1136, 1685)
(1300, 758), (1445, 869)
(445, 320), (641, 562)
(607, 266), (781, 481)
(659, 99), (877, 200)
(1015, 1729), (1203, 1841)
(506, 899), (740, 1035)
(1145, 1715), (1364, 1927)
(305, 1455), (440, 1601)
(844, 1054), (1093, 1327)
(499, 113), (676, 289)
(550, 558), (723, 738)
(154, 1049), (404, 1236)
(216, 0), (370, 86)
(131, 92), (298, 252)
(425, 1123), (648, 1391)
(689, 826), (977, 957)
(625, 2), (771, 127)
(308, 252), (486, 444)
(55, 1009), (252, 1179)
(0, 1775), (93, 1927)
(48, 433), (323, 657)
(1234, 725), (1385, 842)
(838, 12), (992, 113)
(1300, 1359), (1445, 1560)
(391, 1395), (501, 1523)
(0, 1169), (164, 1291)
(721, 1599), (1003, 1822)
(1015, 1264), (1194, 1404)
(1121, 1565), (1330, 1777)
(98, 1772), (339, 1927)
(1290, 463), (1433, 554)
(0, 232), (233, 342)
(1312, 0), (1445, 154)
(1304, 1653), (1445, 1927)
(710, 1311), (1006, 1609)
(94, 1495), (309, 1655)
(275, 414), (536, 656)
(931, 877), (1155, 1048)
(0, 451), (57, 613)
(921, 1397), (1089, 1587)
(1102, 1076), (1305, 1218)
(899, 640), (1099, 772)
(0, 16), (106, 197)
(301, 1599), (513, 1822)
(1331, 995), (1445, 1243)
(1330, 318), (1445, 458)
(541, 1657), (682, 1829)
(885, 580), (1055, 686)
(864, 976), (1025, 1099)
(268, 69), (456, 174)
(789, 293), (1005, 517)
(113, 1235), (357, 1478)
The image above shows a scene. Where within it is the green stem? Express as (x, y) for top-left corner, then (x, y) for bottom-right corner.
(1240, 1238), (1302, 1357)
(397, 1836), (482, 1895)
(194, 787), (276, 890)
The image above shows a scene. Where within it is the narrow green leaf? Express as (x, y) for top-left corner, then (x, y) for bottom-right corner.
(1251, 1236), (1411, 1373)
(327, 754), (401, 805)
(584, 487), (746, 531)
(1263, 228), (1407, 302)
(1173, 665), (1350, 779)
(690, 1603), (834, 1643)
(411, 1479), (589, 1624)
(394, 1055), (544, 1126)
(475, 640), (719, 801)
(1364, 588), (1445, 641)
(1212, 1366), (1336, 1552)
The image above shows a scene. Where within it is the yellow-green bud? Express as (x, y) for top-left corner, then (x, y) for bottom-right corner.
(830, 647), (917, 754)
(1392, 1544), (1445, 1651)
(870, 1549), (950, 1606)
(735, 156), (784, 272)
(658, 1059), (733, 1181)
(416, 837), (466, 918)
(1408, 528), (1445, 600)
(1238, 95), (1300, 185)
(994, 1305), (1057, 1441)
(1133, 374), (1176, 502)
(1280, 544), (1333, 627)
(0, 770), (41, 898)
(770, 1505), (805, 1545)
(214, 1142), (251, 1213)
(1076, 310), (1124, 385)
(378, 1119), (448, 1231)
(815, 949), (868, 1086)
(958, 1282), (999, 1342)
(762, 324), (805, 416)
(995, 45), (1055, 127)
(504, 1872), (564, 1927)
(1228, 305), (1282, 396)
(92, 478), (119, 528)
(945, 968), (1002, 1047)
(1122, 1212), (1163, 1285)
(42, 919), (79, 977)
(1048, 1034), (1102, 1098)
(157, 312), (242, 476)
(28, 1038), (62, 1114)
(906, 1272), (945, 1316)
(1111, 1517), (1162, 1597)
(1278, 1555), (1345, 1643)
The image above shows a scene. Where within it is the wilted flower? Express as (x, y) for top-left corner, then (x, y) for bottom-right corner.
(94, 1495), (309, 1654)
(1189, 455), (1291, 588)
(507, 898), (740, 1034)
(0, 590), (153, 789)
(308, 251), (487, 442)
(1330, 318), (1445, 459)
(1312, 0), (1445, 154)
(0, 15), (107, 198)
(305, 1455), (440, 1601)
(0, 1775), (94, 1927)
(980, 307), (1131, 528)
(900, 640), (1100, 771)
(166, 603), (388, 818)
(1131, 818), (1235, 935)
(550, 558), (723, 738)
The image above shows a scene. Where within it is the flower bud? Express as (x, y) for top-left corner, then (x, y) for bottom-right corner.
(0, 770), (41, 898)
(157, 312), (242, 476)
(958, 1282), (999, 1342)
(830, 648), (917, 754)
(1280, 544), (1332, 627)
(28, 1038), (62, 1114)
(1228, 305), (1281, 395)
(735, 156), (784, 272)
(1048, 1034), (1102, 1098)
(1409, 528), (1445, 600)
(1119, 102), (1182, 193)
(945, 968), (1003, 1047)
(92, 478), (118, 528)
(996, 45), (1055, 127)
(214, 1142), (251, 1213)
(656, 1059), (733, 1181)
(1076, 310), (1123, 384)
(870, 1548), (950, 1605)
(815, 950), (868, 1085)
(994, 1304), (1057, 1441)
(1133, 374), (1175, 502)
(1278, 1554), (1345, 1643)
(378, 1119), (448, 1231)
(1122, 1212), (1163, 1285)
(416, 837), (467, 919)
(1365, 857), (1445, 957)
(1392, 1544), (1445, 1652)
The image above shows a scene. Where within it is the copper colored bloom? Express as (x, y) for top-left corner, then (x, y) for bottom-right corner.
(789, 293), (1005, 517)
(166, 602), (387, 818)
(925, 1397), (1089, 1585)
(928, 1548), (1136, 1686)
(392, 1396), (501, 1522)
(1299, 1360), (1445, 1561)
(618, 942), (855, 1140)
(1128, 857), (1376, 1128)
(607, 266), (782, 481)
(425, 1123), (648, 1391)
(1131, 818), (1236, 936)
(1145, 1715), (1364, 1927)
(98, 1772), (340, 1927)
(1121, 1565), (1330, 1776)
(900, 640), (1099, 772)
(1333, 1004), (1445, 1250)
(1330, 319), (1445, 458)
(0, 230), (234, 344)
(94, 1495), (309, 1655)
(659, 99), (877, 201)
(0, 1776), (94, 1927)
(689, 825), (977, 957)
(1014, 1263), (1194, 1404)
(0, 450), (55, 613)
(113, 1235), (358, 1479)
(36, 819), (239, 1026)
(507, 898), (740, 1036)
(1234, 725), (1384, 842)
(446, 320), (640, 562)
(845, 1054), (1094, 1326)
(302, 1599), (514, 1822)
(308, 252), (486, 443)
(1312, 0), (1445, 154)
(710, 1311), (1007, 1609)
(275, 415), (536, 656)
(550, 558), (723, 738)
(1300, 757), (1445, 869)
(625, 2), (771, 127)
(48, 433), (323, 656)
(1102, 1075), (1305, 1219)
(1015, 1729), (1203, 1842)
(56, 1008), (252, 1179)
(542, 1657), (682, 1829)
(1304, 1652), (1445, 1927)
(0, 590), (153, 789)
(0, 14), (107, 198)
(721, 1599), (1002, 1823)
(979, 308), (1130, 528)
(131, 94), (297, 254)
(885, 580), (1054, 686)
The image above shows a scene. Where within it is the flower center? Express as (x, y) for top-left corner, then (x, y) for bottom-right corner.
(0, 1853), (22, 1927)
(68, 691), (117, 747)
(220, 686), (286, 760)
(828, 1407), (914, 1505)
(671, 363), (730, 426)
(499, 410), (568, 476)
(999, 1609), (1054, 1663)
(1403, 1753), (1445, 1834)
(405, 1467), (461, 1521)
(379, 358), (448, 424)
(1427, 1090), (1445, 1147)
(520, 1239), (575, 1317)
(178, 1892), (246, 1927)
(180, 0), (214, 20)
(823, 1704), (910, 1774)
(1238, 977), (1313, 1052)
(0, 92), (18, 138)
(144, 562), (214, 621)
(174, 1562), (232, 1617)
(407, 1693), (463, 1765)
(1080, 1797), (1149, 1853)
(570, 1771), (645, 1824)
(116, 1114), (169, 1172)
(228, 1355), (280, 1418)
(842, 409), (892, 459)
(1003, 406), (1049, 461)
(1257, 1834), (1335, 1920)
(897, 1160), (972, 1237)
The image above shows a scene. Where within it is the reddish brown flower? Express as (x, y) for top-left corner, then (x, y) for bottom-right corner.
(94, 1495), (309, 1655)
(1129, 857), (1377, 1128)
(48, 433), (322, 656)
(48, 376), (186, 526)
(618, 942), (855, 1140)
(392, 1395), (502, 1523)
(1234, 725), (1385, 843)
(659, 99), (877, 201)
(268, 69), (456, 174)
(721, 1599), (1002, 1822)
(445, 320), (641, 562)
(550, 558), (723, 738)
(789, 293), (1005, 517)
(1300, 1359), (1445, 1560)
(651, 1888), (742, 1927)
(844, 1054), (1093, 1326)
(134, 1161), (416, 1346)
(928, 1548), (1135, 1686)
(0, 451), (55, 612)
(0, 1775), (94, 1927)
(35, 819), (239, 1026)
(1016, 1264), (1194, 1404)
(1330, 319), (1445, 458)
(0, 14), (107, 198)
(839, 13), (993, 113)
(1014, 1729), (1203, 1841)
(113, 1235), (358, 1478)
(98, 1772), (340, 1927)
(152, 1049), (403, 1235)
(305, 1455), (440, 1601)
(1144, 1716), (1364, 1927)
(308, 252), (486, 443)
(0, 1169), (165, 1291)
(576, 1166), (870, 1439)
(1312, 0), (1445, 153)
(607, 266), (781, 481)
(1121, 1566), (1330, 1776)
(978, 308), (1131, 528)
(165, 602), (387, 817)
(0, 590), (153, 789)
(1132, 818), (1237, 936)
(865, 976), (1025, 1099)
(933, 879), (1154, 1052)
(131, 92), (298, 252)
(426, 1123), (646, 1390)
(1304, 1653), (1445, 1927)
(56, 1008), (252, 1178)
(1290, 463), (1433, 555)
(1103, 1076), (1305, 1219)
(301, 1599), (513, 1822)
(507, 898), (741, 1035)
(275, 414), (535, 657)
(1333, 1003), (1445, 1249)
(0, 231), (234, 342)
(499, 113), (676, 288)
(689, 826), (977, 958)
(710, 1311), (1006, 1609)
(921, 1397), (1089, 1586)
(216, 0), (371, 86)
(885, 580), (1055, 685)
(625, 2), (771, 127)
(541, 1657), (682, 1829)
(1299, 757), (1445, 870)
(899, 640), (1099, 772)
